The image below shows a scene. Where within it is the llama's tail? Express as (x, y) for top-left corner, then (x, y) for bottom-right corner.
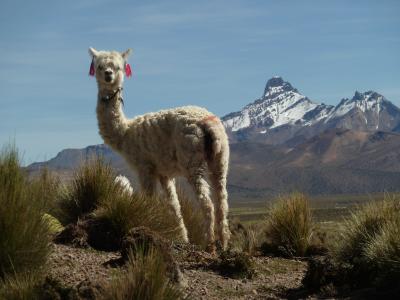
(200, 115), (229, 162)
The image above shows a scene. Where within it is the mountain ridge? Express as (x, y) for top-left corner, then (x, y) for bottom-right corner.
(222, 76), (400, 145)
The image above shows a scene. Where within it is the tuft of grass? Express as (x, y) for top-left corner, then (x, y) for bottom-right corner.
(0, 145), (51, 278)
(54, 156), (118, 225)
(101, 247), (183, 300)
(263, 193), (313, 257)
(334, 194), (400, 287)
(211, 250), (255, 279)
(93, 191), (181, 244)
(230, 218), (263, 256)
(0, 272), (42, 300)
(30, 168), (61, 213)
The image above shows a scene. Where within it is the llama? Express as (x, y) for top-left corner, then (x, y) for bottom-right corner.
(88, 47), (230, 252)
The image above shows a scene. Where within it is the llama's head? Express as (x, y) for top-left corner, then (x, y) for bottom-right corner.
(88, 47), (132, 88)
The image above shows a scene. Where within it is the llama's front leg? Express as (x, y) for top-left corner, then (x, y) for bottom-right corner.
(159, 176), (189, 243)
(188, 173), (216, 254)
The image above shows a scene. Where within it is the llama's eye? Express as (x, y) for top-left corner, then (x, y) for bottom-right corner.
(98, 65), (103, 70)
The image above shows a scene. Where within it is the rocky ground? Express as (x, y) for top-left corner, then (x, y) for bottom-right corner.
(183, 256), (306, 299)
(47, 243), (309, 300)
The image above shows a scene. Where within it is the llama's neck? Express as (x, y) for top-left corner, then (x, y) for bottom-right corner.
(96, 86), (129, 151)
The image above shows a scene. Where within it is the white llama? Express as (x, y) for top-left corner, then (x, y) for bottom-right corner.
(88, 47), (230, 252)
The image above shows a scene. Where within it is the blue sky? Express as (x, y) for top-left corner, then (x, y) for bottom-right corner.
(0, 0), (399, 164)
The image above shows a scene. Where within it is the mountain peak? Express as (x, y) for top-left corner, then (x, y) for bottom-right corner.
(263, 76), (296, 97)
(352, 90), (383, 102)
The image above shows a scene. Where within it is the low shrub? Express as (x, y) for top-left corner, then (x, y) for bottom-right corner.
(0, 272), (42, 300)
(101, 247), (183, 300)
(30, 168), (61, 214)
(0, 274), (78, 300)
(55, 156), (118, 225)
(0, 146), (51, 278)
(92, 191), (181, 245)
(363, 215), (400, 286)
(304, 195), (400, 295)
(263, 193), (313, 257)
(230, 219), (263, 256)
(212, 250), (255, 279)
(334, 195), (400, 288)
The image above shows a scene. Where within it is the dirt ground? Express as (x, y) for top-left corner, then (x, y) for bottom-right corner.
(47, 243), (308, 300)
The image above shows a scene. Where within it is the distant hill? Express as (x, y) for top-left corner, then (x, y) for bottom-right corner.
(27, 77), (400, 201)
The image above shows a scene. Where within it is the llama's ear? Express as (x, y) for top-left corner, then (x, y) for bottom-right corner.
(88, 47), (99, 58)
(121, 49), (132, 61)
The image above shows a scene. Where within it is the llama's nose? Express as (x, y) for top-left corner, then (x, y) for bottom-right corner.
(105, 70), (113, 82)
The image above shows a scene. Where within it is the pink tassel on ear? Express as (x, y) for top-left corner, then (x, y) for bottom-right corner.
(89, 59), (95, 76)
(125, 63), (132, 77)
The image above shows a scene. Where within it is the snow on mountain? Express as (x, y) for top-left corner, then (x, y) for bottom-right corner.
(324, 90), (400, 132)
(327, 91), (383, 120)
(222, 77), (400, 145)
(222, 76), (333, 132)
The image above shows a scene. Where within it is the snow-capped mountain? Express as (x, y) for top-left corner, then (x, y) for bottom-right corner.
(222, 77), (400, 144)
(324, 91), (400, 132)
(223, 77), (333, 132)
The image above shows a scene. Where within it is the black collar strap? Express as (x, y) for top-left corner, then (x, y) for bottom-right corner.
(101, 87), (124, 105)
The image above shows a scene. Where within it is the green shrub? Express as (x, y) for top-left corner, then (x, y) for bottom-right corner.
(230, 219), (263, 256)
(212, 250), (255, 279)
(335, 195), (400, 287)
(55, 156), (118, 225)
(30, 168), (61, 214)
(263, 193), (312, 257)
(0, 146), (51, 278)
(101, 247), (183, 300)
(93, 191), (181, 243)
(0, 272), (42, 300)
(364, 215), (400, 286)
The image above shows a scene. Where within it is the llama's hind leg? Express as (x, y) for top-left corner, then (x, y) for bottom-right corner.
(209, 154), (230, 250)
(188, 170), (216, 254)
(159, 176), (189, 243)
(210, 168), (230, 251)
